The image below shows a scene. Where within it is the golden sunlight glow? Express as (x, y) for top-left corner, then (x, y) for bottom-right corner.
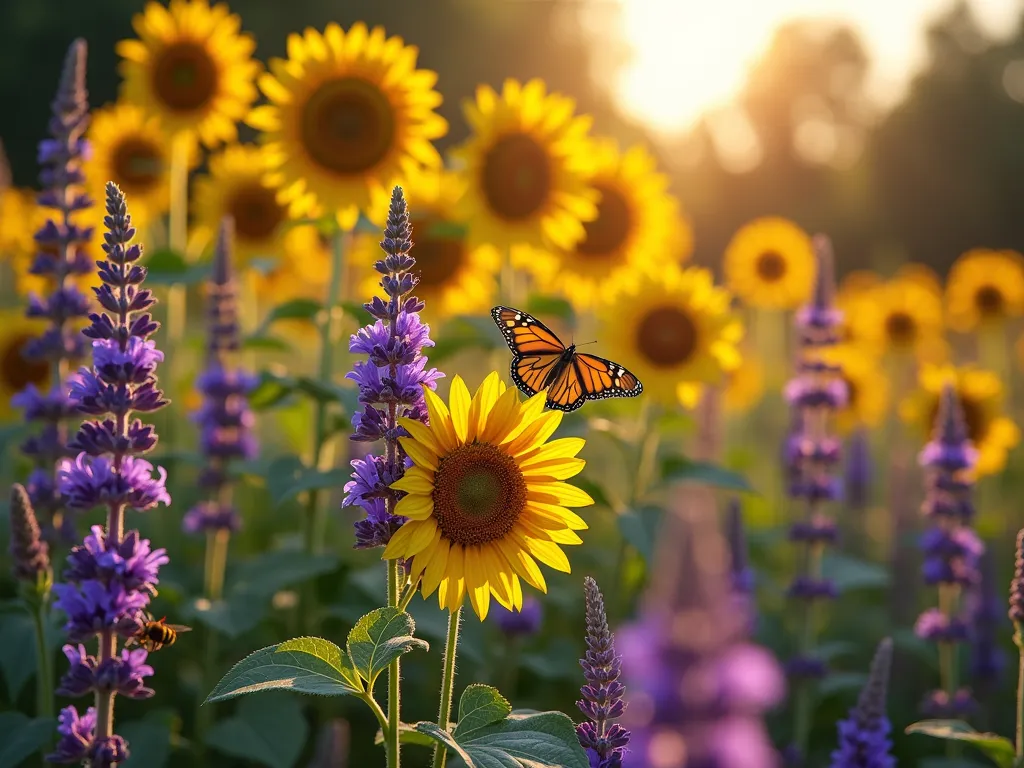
(600, 0), (1016, 135)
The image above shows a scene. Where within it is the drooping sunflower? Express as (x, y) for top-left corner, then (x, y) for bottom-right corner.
(852, 278), (946, 361)
(383, 372), (592, 619)
(901, 364), (1020, 476)
(357, 168), (500, 319)
(526, 140), (684, 310)
(116, 0), (260, 148)
(822, 345), (890, 433)
(83, 103), (182, 235)
(600, 267), (742, 408)
(722, 351), (765, 415)
(945, 249), (1024, 332)
(249, 22), (447, 230)
(0, 312), (50, 418)
(723, 216), (815, 310)
(455, 78), (598, 253)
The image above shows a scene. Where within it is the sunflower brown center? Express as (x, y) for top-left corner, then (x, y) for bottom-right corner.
(432, 442), (527, 546)
(636, 306), (697, 368)
(578, 183), (631, 258)
(975, 285), (1005, 317)
(1, 332), (49, 393)
(111, 138), (163, 193)
(412, 217), (465, 289)
(152, 41), (218, 112)
(301, 77), (395, 176)
(885, 311), (917, 346)
(227, 183), (286, 242)
(481, 133), (551, 221)
(754, 250), (786, 282)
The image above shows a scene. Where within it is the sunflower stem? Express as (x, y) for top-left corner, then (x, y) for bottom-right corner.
(387, 558), (402, 768)
(432, 607), (462, 768)
(31, 598), (53, 742)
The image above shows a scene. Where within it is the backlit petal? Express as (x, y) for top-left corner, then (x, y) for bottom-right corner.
(398, 418), (444, 457)
(422, 386), (458, 452)
(525, 501), (589, 531)
(399, 436), (438, 471)
(394, 493), (434, 520)
(421, 539), (450, 598)
(449, 375), (471, 442)
(467, 372), (501, 442)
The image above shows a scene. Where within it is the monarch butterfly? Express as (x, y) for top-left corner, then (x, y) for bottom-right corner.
(491, 306), (643, 412)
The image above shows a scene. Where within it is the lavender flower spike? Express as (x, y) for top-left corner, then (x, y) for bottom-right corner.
(1010, 528), (1024, 627)
(829, 638), (895, 768)
(576, 576), (629, 768)
(9, 483), (51, 588)
(344, 187), (441, 548)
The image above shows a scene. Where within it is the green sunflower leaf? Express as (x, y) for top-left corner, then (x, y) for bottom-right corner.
(248, 371), (297, 409)
(261, 298), (323, 327)
(204, 692), (309, 768)
(906, 720), (1015, 767)
(143, 248), (210, 285)
(347, 608), (429, 689)
(660, 454), (753, 493)
(0, 712), (54, 768)
(453, 685), (513, 740)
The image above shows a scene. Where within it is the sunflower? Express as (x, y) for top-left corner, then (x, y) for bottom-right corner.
(723, 216), (815, 310)
(83, 103), (183, 235)
(600, 267), (742, 409)
(851, 278), (946, 360)
(525, 140), (683, 310)
(945, 249), (1024, 331)
(382, 371), (592, 619)
(0, 187), (37, 261)
(248, 23), (447, 231)
(822, 345), (890, 433)
(116, 0), (260, 148)
(835, 269), (882, 345)
(722, 351), (765, 415)
(0, 312), (50, 418)
(357, 168), (499, 319)
(455, 78), (598, 254)
(901, 364), (1020, 476)
(895, 262), (942, 297)
(250, 224), (332, 304)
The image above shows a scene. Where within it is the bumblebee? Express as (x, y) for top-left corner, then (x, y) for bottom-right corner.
(126, 615), (192, 652)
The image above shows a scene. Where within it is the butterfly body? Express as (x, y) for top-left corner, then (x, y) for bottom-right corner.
(491, 306), (643, 412)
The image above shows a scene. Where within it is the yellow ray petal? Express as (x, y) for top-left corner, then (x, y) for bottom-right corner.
(484, 545), (514, 609)
(422, 386), (458, 452)
(518, 517), (583, 545)
(399, 436), (438, 471)
(506, 411), (563, 456)
(449, 375), (471, 442)
(392, 472), (434, 495)
(382, 517), (438, 559)
(480, 385), (522, 444)
(440, 544), (466, 611)
(519, 437), (587, 464)
(528, 481), (595, 508)
(399, 418), (445, 457)
(514, 530), (572, 573)
(496, 536), (547, 592)
(421, 539), (451, 598)
(394, 493), (434, 520)
(521, 457), (586, 481)
(525, 501), (589, 531)
(464, 546), (492, 620)
(467, 372), (502, 442)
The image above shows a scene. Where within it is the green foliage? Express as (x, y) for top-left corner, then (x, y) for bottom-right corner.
(431, 316), (501, 363)
(0, 712), (53, 767)
(260, 298), (323, 328)
(660, 454), (753, 492)
(120, 710), (178, 768)
(616, 505), (663, 564)
(143, 249), (210, 285)
(905, 720), (1016, 767)
(347, 607), (430, 689)
(523, 295), (575, 323)
(205, 692), (309, 768)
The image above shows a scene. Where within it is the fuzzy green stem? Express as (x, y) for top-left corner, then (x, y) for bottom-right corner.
(31, 599), (53, 728)
(432, 607), (462, 768)
(398, 577), (418, 613)
(387, 559), (402, 768)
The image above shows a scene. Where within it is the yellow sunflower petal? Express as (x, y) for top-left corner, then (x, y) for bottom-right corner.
(449, 374), (472, 442)
(527, 481), (594, 508)
(480, 385), (522, 443)
(421, 539), (451, 598)
(467, 371), (502, 442)
(394, 493), (434, 520)
(516, 531), (572, 573)
(496, 536), (547, 593)
(391, 472), (434, 495)
(519, 437), (586, 464)
(398, 436), (438, 471)
(382, 517), (438, 559)
(464, 546), (492, 620)
(506, 411), (563, 456)
(422, 385), (458, 452)
(398, 417), (445, 457)
(525, 501), (589, 531)
(521, 457), (586, 481)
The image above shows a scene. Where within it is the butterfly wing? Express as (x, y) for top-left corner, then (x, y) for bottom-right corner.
(552, 353), (643, 411)
(491, 306), (566, 397)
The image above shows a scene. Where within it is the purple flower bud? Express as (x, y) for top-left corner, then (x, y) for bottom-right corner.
(48, 705), (96, 764)
(829, 638), (894, 768)
(9, 483), (50, 582)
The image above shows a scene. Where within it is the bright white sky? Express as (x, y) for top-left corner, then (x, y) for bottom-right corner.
(601, 0), (1020, 134)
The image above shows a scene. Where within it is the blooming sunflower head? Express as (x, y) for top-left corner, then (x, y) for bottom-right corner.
(382, 372), (592, 620)
(853, 278), (946, 360)
(599, 266), (742, 408)
(455, 78), (599, 253)
(945, 249), (1024, 331)
(248, 22), (447, 231)
(356, 168), (499, 320)
(722, 350), (765, 415)
(895, 262), (943, 297)
(116, 0), (260, 148)
(821, 344), (890, 434)
(0, 312), (50, 418)
(901, 364), (1020, 476)
(524, 140), (687, 311)
(724, 216), (815, 311)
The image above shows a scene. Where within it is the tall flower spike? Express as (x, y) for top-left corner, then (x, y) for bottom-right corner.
(50, 183), (169, 766)
(344, 186), (441, 548)
(182, 217), (257, 538)
(15, 37), (94, 541)
(576, 577), (629, 768)
(829, 638), (895, 768)
(9, 483), (51, 589)
(1009, 529), (1024, 626)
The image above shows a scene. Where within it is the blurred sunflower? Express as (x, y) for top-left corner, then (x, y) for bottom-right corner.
(835, 269), (882, 345)
(945, 249), (1024, 332)
(250, 224), (331, 304)
(383, 372), (592, 620)
(0, 312), (50, 418)
(358, 168), (499, 319)
(193, 144), (297, 266)
(0, 187), (36, 261)
(823, 345), (890, 433)
(116, 0), (260, 148)
(723, 216), (814, 310)
(895, 262), (942, 297)
(83, 103), (182, 235)
(853, 278), (946, 361)
(722, 351), (765, 415)
(600, 267), (742, 409)
(901, 364), (1020, 476)
(455, 78), (598, 253)
(249, 22), (447, 231)
(526, 140), (684, 310)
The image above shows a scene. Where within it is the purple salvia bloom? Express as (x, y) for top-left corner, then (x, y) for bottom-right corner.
(576, 577), (629, 767)
(57, 644), (155, 699)
(344, 187), (441, 547)
(829, 638), (895, 768)
(9, 482), (51, 584)
(48, 706), (98, 764)
(491, 596), (543, 638)
(183, 218), (256, 536)
(16, 38), (94, 539)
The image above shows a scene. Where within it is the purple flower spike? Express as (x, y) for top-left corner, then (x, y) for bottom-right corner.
(48, 705), (97, 764)
(576, 577), (629, 768)
(1011, 529), (1024, 625)
(829, 638), (895, 768)
(344, 187), (441, 547)
(9, 483), (51, 584)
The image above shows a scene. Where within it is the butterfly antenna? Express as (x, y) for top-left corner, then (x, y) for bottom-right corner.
(576, 340), (598, 347)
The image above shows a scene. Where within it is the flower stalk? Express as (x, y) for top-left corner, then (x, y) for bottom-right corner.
(1008, 528), (1024, 757)
(432, 608), (462, 768)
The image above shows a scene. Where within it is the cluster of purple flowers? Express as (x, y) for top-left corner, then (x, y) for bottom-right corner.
(13, 39), (95, 542)
(783, 235), (845, 685)
(829, 638), (895, 768)
(914, 384), (981, 718)
(49, 183), (169, 766)
(183, 219), (257, 536)
(343, 187), (441, 549)
(576, 577), (629, 768)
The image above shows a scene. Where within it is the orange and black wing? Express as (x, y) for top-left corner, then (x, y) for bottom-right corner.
(491, 306), (566, 397)
(559, 353), (643, 410)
